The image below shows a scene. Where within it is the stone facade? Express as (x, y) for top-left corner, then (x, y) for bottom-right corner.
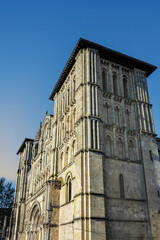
(9, 38), (160, 240)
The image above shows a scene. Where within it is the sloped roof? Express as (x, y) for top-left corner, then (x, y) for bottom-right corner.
(17, 138), (34, 155)
(49, 38), (157, 100)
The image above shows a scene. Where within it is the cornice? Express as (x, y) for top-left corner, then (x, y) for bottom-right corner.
(49, 38), (157, 100)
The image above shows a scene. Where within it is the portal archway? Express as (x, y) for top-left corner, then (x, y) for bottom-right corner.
(27, 202), (41, 240)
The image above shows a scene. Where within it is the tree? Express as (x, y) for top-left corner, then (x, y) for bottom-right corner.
(0, 178), (14, 208)
(0, 178), (15, 234)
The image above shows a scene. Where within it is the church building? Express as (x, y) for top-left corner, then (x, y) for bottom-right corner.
(9, 38), (160, 240)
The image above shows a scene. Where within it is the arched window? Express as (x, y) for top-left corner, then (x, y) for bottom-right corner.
(117, 137), (124, 158)
(104, 102), (110, 124)
(123, 76), (128, 98)
(67, 177), (72, 202)
(68, 179), (72, 202)
(125, 109), (130, 128)
(104, 135), (112, 157)
(115, 106), (121, 126)
(113, 73), (118, 95)
(128, 140), (135, 161)
(119, 174), (125, 198)
(102, 69), (107, 92)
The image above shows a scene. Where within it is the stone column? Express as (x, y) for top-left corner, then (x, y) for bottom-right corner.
(149, 106), (155, 133)
(47, 180), (61, 240)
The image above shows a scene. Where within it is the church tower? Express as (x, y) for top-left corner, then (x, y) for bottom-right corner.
(9, 39), (160, 240)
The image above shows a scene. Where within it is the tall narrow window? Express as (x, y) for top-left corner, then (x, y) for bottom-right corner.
(125, 109), (130, 128)
(128, 140), (135, 161)
(149, 150), (153, 161)
(115, 106), (121, 126)
(123, 76), (128, 98)
(117, 138), (124, 158)
(102, 70), (107, 92)
(105, 102), (110, 124)
(119, 174), (125, 199)
(69, 179), (71, 202)
(73, 77), (76, 99)
(105, 135), (112, 157)
(113, 73), (118, 95)
(67, 178), (72, 202)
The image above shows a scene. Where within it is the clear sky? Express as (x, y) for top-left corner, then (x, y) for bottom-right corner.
(0, 0), (160, 185)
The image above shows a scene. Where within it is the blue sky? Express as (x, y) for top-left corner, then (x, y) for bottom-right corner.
(0, 0), (160, 184)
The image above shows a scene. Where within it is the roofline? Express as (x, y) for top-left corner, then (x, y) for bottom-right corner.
(17, 138), (34, 155)
(49, 38), (157, 100)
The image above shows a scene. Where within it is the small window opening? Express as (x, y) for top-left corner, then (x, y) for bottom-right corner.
(119, 174), (125, 199)
(113, 73), (118, 95)
(123, 76), (128, 98)
(68, 179), (72, 202)
(102, 70), (107, 92)
(149, 150), (153, 161)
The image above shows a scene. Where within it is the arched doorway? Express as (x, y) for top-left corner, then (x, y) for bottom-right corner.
(28, 202), (41, 240)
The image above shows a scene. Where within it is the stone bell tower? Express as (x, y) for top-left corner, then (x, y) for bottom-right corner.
(49, 38), (159, 239)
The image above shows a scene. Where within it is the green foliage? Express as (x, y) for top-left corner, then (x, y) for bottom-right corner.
(0, 178), (14, 208)
(0, 178), (14, 233)
(0, 208), (12, 231)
